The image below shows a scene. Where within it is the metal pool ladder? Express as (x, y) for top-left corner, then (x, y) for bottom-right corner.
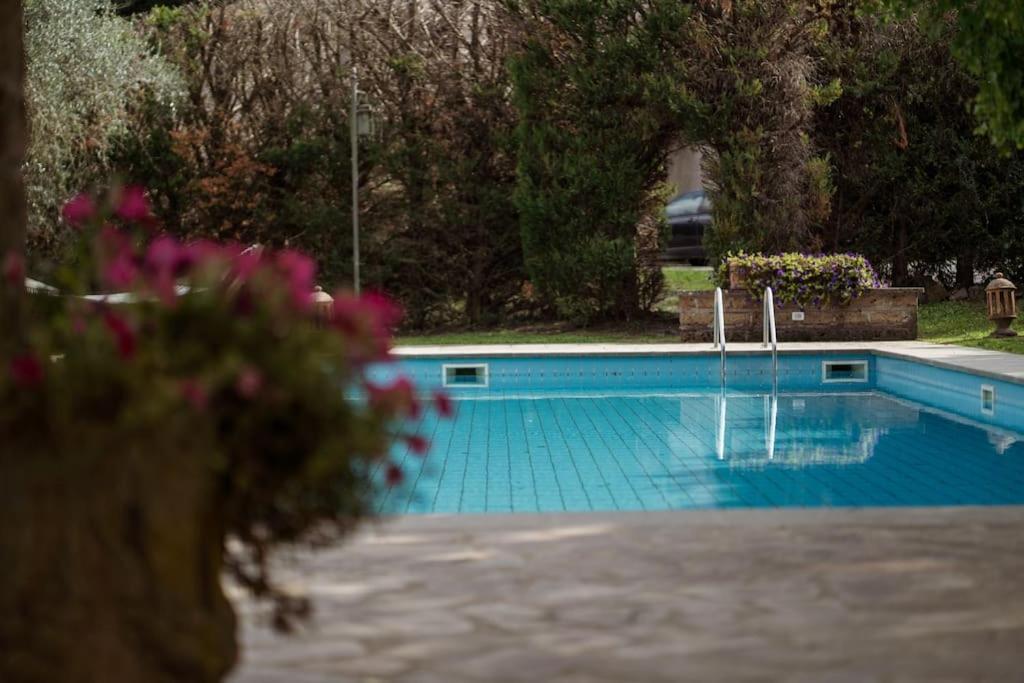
(712, 286), (780, 461)
(712, 287), (726, 385)
(762, 286), (779, 390)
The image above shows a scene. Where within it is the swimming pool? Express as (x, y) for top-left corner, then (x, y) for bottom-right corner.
(375, 349), (1024, 514)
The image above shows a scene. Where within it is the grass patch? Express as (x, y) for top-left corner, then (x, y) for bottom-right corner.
(653, 266), (714, 314)
(918, 300), (1024, 354)
(396, 329), (674, 345)
(396, 317), (678, 345)
(662, 266), (714, 292)
(397, 270), (1024, 355)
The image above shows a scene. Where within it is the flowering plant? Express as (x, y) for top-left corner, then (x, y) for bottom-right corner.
(0, 186), (448, 676)
(716, 251), (884, 308)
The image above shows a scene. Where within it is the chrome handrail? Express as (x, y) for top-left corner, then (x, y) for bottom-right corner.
(716, 389), (727, 460)
(712, 287), (726, 385)
(762, 286), (778, 389)
(764, 392), (777, 460)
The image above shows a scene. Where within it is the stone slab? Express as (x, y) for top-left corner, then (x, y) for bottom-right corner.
(679, 288), (923, 342)
(229, 507), (1024, 682)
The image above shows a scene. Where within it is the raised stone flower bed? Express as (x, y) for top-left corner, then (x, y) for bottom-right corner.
(679, 287), (924, 342)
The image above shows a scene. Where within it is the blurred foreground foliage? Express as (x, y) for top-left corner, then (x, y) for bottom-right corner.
(1, 186), (446, 681)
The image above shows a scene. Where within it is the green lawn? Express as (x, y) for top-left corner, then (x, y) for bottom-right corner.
(662, 266), (715, 292)
(918, 300), (1024, 353)
(396, 328), (674, 346)
(398, 269), (1024, 355)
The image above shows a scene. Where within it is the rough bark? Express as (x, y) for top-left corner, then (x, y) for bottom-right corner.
(0, 0), (27, 344)
(0, 424), (238, 682)
(893, 224), (909, 285)
(956, 253), (975, 289)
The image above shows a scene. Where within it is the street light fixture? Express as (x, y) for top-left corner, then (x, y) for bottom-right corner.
(355, 100), (377, 138)
(350, 67), (377, 295)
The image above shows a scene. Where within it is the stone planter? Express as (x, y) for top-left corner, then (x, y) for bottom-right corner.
(0, 426), (237, 682)
(679, 288), (925, 342)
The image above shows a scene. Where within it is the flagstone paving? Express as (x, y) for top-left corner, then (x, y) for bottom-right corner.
(229, 507), (1024, 682)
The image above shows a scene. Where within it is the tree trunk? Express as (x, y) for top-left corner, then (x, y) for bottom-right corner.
(0, 8), (239, 680)
(892, 224), (909, 285)
(956, 252), (974, 289)
(0, 0), (28, 346)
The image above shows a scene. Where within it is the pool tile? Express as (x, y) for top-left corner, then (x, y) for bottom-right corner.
(386, 387), (1024, 514)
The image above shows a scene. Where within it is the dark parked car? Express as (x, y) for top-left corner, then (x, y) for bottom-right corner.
(663, 190), (711, 264)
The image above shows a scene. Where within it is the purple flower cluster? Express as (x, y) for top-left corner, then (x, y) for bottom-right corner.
(718, 251), (882, 309)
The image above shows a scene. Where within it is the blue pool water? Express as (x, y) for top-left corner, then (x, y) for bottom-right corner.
(373, 353), (1024, 514)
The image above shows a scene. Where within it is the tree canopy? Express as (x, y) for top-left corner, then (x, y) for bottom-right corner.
(114, 0), (195, 15)
(885, 0), (1024, 149)
(23, 0), (181, 255)
(13, 0), (1024, 323)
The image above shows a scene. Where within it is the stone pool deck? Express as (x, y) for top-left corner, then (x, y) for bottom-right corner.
(229, 507), (1024, 682)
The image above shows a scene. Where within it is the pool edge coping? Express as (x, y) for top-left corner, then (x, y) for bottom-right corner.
(371, 504), (1024, 528)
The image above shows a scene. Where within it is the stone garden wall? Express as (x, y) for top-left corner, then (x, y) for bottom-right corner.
(679, 288), (924, 342)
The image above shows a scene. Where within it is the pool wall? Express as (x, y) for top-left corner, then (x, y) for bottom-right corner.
(875, 354), (1024, 431)
(387, 353), (876, 394)
(374, 350), (1024, 434)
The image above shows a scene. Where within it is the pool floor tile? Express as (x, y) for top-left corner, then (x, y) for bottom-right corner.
(382, 392), (1024, 514)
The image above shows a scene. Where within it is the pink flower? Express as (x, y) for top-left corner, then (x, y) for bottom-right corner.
(331, 295), (390, 361)
(115, 185), (152, 224)
(9, 353), (44, 388)
(98, 226), (138, 290)
(367, 376), (420, 418)
(432, 390), (454, 418)
(2, 251), (24, 287)
(145, 235), (180, 271)
(235, 367), (263, 399)
(404, 434), (429, 456)
(335, 290), (402, 335)
(102, 310), (137, 360)
(180, 239), (226, 272)
(233, 251), (263, 283)
(104, 251), (139, 290)
(222, 243), (263, 283)
(330, 290), (402, 361)
(179, 378), (208, 411)
(330, 294), (363, 335)
(385, 463), (404, 487)
(62, 193), (96, 228)
(144, 236), (183, 305)
(361, 291), (403, 329)
(274, 249), (316, 312)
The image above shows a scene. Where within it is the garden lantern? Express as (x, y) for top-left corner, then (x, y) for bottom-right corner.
(985, 273), (1018, 337)
(311, 285), (334, 327)
(355, 99), (377, 138)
